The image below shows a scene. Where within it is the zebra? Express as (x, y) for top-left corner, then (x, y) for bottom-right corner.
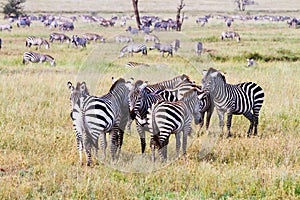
(149, 43), (173, 57)
(17, 18), (31, 27)
(195, 42), (203, 56)
(59, 21), (74, 31)
(201, 68), (264, 137)
(0, 24), (12, 31)
(147, 88), (205, 162)
(119, 43), (147, 58)
(247, 58), (256, 67)
(144, 34), (160, 43)
(82, 33), (105, 43)
(49, 32), (71, 44)
(125, 61), (150, 68)
(115, 35), (133, 43)
(67, 78), (131, 165)
(23, 52), (56, 66)
(172, 39), (180, 52)
(126, 26), (139, 35)
(221, 31), (240, 42)
(25, 36), (50, 49)
(225, 18), (234, 28)
(72, 35), (87, 48)
(128, 76), (194, 153)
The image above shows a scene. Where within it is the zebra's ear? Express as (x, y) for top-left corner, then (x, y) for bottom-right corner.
(197, 92), (206, 100)
(125, 77), (134, 90)
(80, 82), (87, 91)
(139, 81), (148, 90)
(112, 77), (116, 84)
(67, 81), (74, 91)
(202, 70), (207, 77)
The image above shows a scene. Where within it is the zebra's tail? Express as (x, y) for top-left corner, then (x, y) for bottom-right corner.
(147, 101), (163, 149)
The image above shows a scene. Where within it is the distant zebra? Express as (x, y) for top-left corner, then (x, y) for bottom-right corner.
(82, 33), (105, 43)
(221, 31), (240, 42)
(72, 35), (87, 48)
(247, 58), (256, 67)
(23, 52), (56, 66)
(126, 26), (139, 34)
(149, 43), (173, 57)
(0, 38), (2, 49)
(195, 42), (203, 56)
(172, 39), (180, 52)
(115, 35), (133, 43)
(59, 22), (74, 31)
(25, 36), (50, 49)
(125, 61), (150, 68)
(119, 43), (147, 57)
(148, 89), (205, 162)
(0, 24), (12, 31)
(17, 18), (31, 27)
(49, 32), (71, 44)
(225, 18), (234, 28)
(144, 34), (160, 43)
(201, 68), (264, 137)
(67, 79), (131, 165)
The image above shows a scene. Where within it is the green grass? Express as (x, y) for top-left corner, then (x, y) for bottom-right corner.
(0, 0), (300, 199)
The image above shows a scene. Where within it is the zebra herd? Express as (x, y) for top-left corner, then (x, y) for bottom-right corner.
(68, 68), (264, 165)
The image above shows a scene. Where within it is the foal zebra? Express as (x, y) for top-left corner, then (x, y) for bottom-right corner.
(119, 43), (147, 58)
(23, 52), (56, 66)
(221, 31), (240, 42)
(68, 79), (131, 165)
(26, 36), (50, 49)
(49, 32), (71, 44)
(148, 89), (205, 162)
(201, 68), (264, 137)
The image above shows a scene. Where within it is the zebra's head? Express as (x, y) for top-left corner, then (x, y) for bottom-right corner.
(67, 81), (89, 110)
(128, 80), (148, 119)
(202, 68), (226, 92)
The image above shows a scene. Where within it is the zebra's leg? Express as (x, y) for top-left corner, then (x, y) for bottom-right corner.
(125, 118), (133, 134)
(253, 114), (259, 136)
(84, 138), (92, 166)
(217, 109), (225, 134)
(243, 111), (254, 137)
(206, 103), (214, 131)
(226, 113), (233, 138)
(100, 132), (107, 161)
(150, 137), (156, 162)
(117, 128), (124, 159)
(175, 132), (181, 158)
(110, 126), (119, 161)
(137, 124), (146, 154)
(182, 126), (191, 159)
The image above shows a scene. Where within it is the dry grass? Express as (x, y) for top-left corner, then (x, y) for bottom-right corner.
(0, 0), (300, 199)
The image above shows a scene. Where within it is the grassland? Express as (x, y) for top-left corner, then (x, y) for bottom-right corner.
(0, 0), (300, 199)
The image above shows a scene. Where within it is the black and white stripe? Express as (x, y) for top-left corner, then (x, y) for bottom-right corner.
(67, 79), (131, 165)
(23, 52), (56, 66)
(49, 32), (71, 44)
(147, 89), (205, 162)
(221, 31), (240, 42)
(201, 68), (264, 137)
(25, 36), (50, 49)
(119, 43), (147, 57)
(125, 61), (150, 68)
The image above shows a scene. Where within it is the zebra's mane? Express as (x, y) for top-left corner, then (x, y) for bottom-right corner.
(45, 54), (54, 60)
(109, 78), (125, 92)
(207, 68), (226, 82)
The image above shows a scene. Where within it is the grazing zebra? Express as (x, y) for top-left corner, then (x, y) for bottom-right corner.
(195, 42), (203, 56)
(0, 24), (12, 31)
(119, 43), (147, 57)
(221, 31), (240, 42)
(148, 89), (205, 162)
(125, 61), (150, 68)
(72, 35), (87, 48)
(23, 52), (56, 66)
(144, 34), (160, 43)
(59, 22), (74, 31)
(49, 32), (71, 44)
(25, 36), (50, 49)
(82, 33), (105, 43)
(126, 26), (139, 34)
(149, 43), (173, 57)
(17, 18), (31, 27)
(115, 35), (133, 43)
(67, 79), (131, 165)
(201, 68), (264, 137)
(247, 58), (256, 67)
(172, 39), (180, 52)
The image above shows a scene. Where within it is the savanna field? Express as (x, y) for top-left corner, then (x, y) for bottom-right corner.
(0, 0), (300, 199)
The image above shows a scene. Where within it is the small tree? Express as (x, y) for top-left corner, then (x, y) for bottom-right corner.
(2, 0), (26, 18)
(176, 0), (185, 31)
